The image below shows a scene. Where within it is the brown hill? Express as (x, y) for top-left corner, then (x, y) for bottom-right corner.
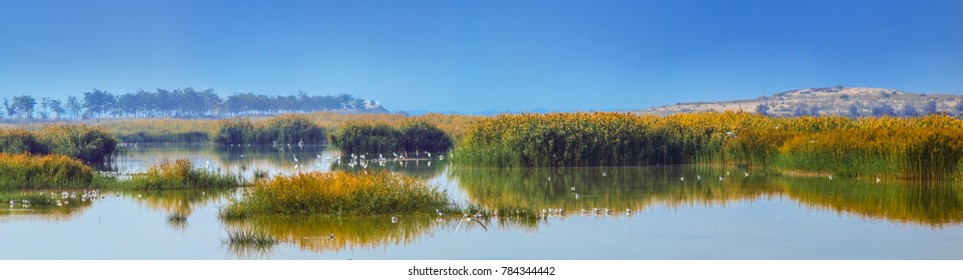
(636, 86), (963, 117)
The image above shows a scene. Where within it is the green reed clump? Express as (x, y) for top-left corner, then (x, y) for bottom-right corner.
(723, 130), (797, 167)
(212, 114), (326, 146)
(2, 125), (118, 162)
(0, 153), (94, 190)
(220, 171), (450, 216)
(399, 120), (453, 153)
(903, 131), (963, 180)
(329, 122), (401, 154)
(454, 112), (691, 167)
(329, 120), (452, 154)
(211, 118), (255, 145)
(773, 129), (963, 179)
(127, 159), (244, 189)
(37, 124), (118, 163)
(0, 129), (48, 155)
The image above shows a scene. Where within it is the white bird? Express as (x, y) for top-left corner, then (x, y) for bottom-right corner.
(570, 186), (576, 191)
(680, 177), (684, 181)
(293, 154), (299, 163)
(391, 216), (398, 223)
(298, 139), (304, 148)
(602, 172), (607, 177)
(876, 177), (881, 183)
(744, 172), (749, 177)
(204, 160), (210, 169)
(719, 176), (724, 181)
(829, 175), (833, 180)
(696, 175), (701, 181)
(426, 152), (431, 158)
(317, 154), (322, 159)
(436, 209), (444, 217)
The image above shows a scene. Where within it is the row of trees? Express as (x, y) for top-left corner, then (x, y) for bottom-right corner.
(1, 88), (377, 120)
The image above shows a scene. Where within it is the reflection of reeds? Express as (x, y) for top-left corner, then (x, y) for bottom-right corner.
(779, 177), (963, 227)
(450, 165), (777, 213)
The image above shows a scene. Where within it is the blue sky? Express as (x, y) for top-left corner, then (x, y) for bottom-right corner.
(1, 0), (961, 113)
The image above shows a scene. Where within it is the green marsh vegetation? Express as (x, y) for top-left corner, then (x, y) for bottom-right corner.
(219, 171), (451, 218)
(454, 112), (963, 180)
(211, 114), (326, 146)
(0, 153), (95, 190)
(329, 120), (453, 154)
(125, 159), (245, 189)
(0, 124), (117, 162)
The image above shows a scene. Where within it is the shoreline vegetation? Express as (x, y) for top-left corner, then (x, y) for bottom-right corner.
(219, 171), (451, 218)
(5, 111), (963, 216)
(454, 112), (963, 180)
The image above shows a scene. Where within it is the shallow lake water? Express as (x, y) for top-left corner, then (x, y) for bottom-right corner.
(3, 144), (963, 259)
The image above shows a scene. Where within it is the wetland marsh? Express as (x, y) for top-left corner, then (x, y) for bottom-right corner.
(4, 143), (963, 259)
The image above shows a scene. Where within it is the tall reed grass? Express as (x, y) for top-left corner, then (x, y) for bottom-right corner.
(453, 112), (963, 179)
(0, 125), (117, 162)
(37, 124), (118, 162)
(329, 120), (452, 154)
(220, 171), (450, 217)
(0, 153), (94, 190)
(212, 114), (326, 146)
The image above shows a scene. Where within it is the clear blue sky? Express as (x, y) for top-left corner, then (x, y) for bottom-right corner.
(1, 0), (961, 113)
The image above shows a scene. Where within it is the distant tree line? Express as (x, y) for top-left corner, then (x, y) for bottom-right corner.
(0, 88), (376, 120)
(756, 100), (959, 118)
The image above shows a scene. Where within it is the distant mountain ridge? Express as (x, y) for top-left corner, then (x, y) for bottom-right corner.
(636, 86), (963, 117)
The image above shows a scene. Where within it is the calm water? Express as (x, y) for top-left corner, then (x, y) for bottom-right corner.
(3, 144), (963, 259)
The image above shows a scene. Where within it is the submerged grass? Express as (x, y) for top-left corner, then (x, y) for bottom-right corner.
(125, 159), (245, 189)
(221, 171), (450, 217)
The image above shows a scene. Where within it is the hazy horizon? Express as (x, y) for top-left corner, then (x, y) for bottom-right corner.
(2, 0), (962, 113)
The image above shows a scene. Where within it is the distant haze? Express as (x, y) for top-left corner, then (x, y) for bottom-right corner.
(1, 1), (962, 113)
